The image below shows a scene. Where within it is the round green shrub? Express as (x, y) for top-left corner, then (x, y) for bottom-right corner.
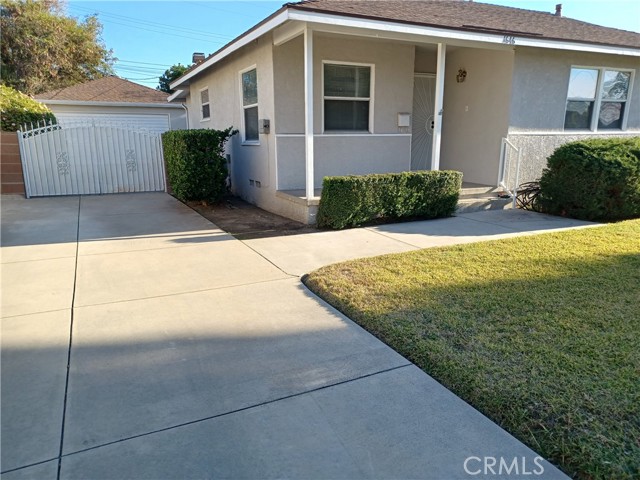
(539, 137), (640, 221)
(161, 128), (237, 203)
(0, 85), (56, 131)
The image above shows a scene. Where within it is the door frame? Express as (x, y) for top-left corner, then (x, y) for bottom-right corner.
(410, 73), (437, 171)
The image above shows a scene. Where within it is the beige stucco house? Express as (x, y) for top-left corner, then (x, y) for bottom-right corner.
(169, 0), (640, 224)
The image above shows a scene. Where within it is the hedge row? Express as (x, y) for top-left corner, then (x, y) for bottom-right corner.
(0, 85), (56, 132)
(539, 137), (640, 221)
(162, 128), (237, 203)
(316, 170), (462, 229)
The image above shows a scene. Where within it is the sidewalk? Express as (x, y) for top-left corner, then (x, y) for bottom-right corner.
(1, 193), (578, 479)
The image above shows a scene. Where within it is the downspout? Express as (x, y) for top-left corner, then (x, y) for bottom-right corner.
(181, 103), (189, 130)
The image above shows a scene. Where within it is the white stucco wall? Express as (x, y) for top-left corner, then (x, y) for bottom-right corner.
(440, 47), (514, 185)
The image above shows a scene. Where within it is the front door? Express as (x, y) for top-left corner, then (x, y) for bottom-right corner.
(410, 74), (436, 170)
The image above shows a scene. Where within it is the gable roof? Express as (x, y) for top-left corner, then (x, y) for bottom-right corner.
(289, 0), (640, 49)
(36, 76), (169, 104)
(170, 0), (639, 92)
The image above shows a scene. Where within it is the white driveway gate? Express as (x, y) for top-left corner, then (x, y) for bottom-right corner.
(17, 121), (166, 197)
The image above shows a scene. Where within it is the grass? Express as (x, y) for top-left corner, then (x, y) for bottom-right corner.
(304, 220), (640, 480)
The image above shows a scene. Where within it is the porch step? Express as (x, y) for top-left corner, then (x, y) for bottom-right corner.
(460, 184), (501, 196)
(456, 193), (513, 214)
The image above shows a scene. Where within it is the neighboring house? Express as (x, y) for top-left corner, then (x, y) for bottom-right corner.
(36, 76), (187, 133)
(168, 0), (640, 224)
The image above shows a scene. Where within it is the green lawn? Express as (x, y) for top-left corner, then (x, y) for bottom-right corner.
(304, 220), (640, 480)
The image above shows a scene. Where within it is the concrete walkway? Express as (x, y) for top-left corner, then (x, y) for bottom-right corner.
(0, 193), (585, 479)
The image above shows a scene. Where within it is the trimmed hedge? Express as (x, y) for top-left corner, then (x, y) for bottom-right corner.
(539, 137), (640, 221)
(0, 85), (56, 132)
(162, 128), (237, 203)
(316, 170), (462, 229)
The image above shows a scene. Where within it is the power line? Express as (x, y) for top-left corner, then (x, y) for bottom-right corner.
(184, 0), (269, 19)
(117, 59), (176, 67)
(68, 4), (234, 41)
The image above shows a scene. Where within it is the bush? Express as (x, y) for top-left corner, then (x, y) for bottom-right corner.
(538, 137), (640, 221)
(316, 170), (462, 229)
(162, 128), (237, 203)
(0, 85), (56, 131)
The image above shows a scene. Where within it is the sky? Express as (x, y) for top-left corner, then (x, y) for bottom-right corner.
(65, 0), (640, 89)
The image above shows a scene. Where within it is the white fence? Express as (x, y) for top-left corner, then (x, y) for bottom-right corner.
(17, 121), (166, 197)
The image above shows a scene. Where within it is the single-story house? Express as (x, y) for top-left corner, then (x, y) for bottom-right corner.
(36, 76), (187, 133)
(168, 0), (640, 224)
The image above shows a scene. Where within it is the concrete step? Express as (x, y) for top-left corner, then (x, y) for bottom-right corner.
(456, 194), (513, 214)
(460, 183), (500, 196)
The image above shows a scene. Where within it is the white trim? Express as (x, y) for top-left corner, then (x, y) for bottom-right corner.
(170, 6), (638, 92)
(170, 9), (289, 90)
(167, 90), (187, 102)
(509, 130), (640, 136)
(288, 10), (640, 57)
(431, 43), (446, 171)
(304, 27), (314, 200)
(322, 60), (375, 134)
(199, 86), (210, 121)
(239, 65), (260, 144)
(39, 99), (184, 109)
(564, 65), (635, 132)
(273, 21), (306, 46)
(275, 133), (412, 137)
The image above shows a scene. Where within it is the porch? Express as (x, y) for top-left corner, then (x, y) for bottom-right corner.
(276, 182), (514, 225)
(269, 23), (515, 223)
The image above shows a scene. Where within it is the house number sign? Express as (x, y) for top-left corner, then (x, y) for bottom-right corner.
(502, 35), (516, 45)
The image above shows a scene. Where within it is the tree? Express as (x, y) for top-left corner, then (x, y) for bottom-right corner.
(0, 0), (114, 95)
(158, 63), (189, 94)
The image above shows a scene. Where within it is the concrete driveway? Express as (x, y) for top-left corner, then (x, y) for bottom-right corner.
(0, 193), (579, 479)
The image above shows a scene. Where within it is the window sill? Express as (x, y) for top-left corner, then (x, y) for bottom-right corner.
(322, 130), (372, 135)
(200, 118), (211, 123)
(241, 140), (260, 146)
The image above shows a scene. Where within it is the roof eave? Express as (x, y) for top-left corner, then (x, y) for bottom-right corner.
(170, 6), (290, 90)
(171, 3), (639, 89)
(40, 99), (184, 108)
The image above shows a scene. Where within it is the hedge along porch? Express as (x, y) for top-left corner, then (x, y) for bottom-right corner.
(168, 1), (640, 225)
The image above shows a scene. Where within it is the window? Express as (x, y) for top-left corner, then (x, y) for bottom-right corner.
(564, 67), (632, 131)
(323, 63), (372, 132)
(200, 88), (210, 120)
(241, 68), (258, 142)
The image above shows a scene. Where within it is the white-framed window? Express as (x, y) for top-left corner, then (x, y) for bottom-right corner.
(564, 66), (633, 131)
(323, 62), (373, 132)
(240, 67), (259, 143)
(200, 87), (210, 121)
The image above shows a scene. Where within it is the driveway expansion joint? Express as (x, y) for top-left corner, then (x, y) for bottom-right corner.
(60, 363), (413, 459)
(56, 196), (81, 480)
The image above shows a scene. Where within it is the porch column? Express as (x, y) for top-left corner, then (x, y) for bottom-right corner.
(304, 26), (314, 199)
(431, 43), (446, 171)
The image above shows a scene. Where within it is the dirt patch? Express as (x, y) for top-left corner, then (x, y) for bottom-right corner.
(186, 195), (317, 240)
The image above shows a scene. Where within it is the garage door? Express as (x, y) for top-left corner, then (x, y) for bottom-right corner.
(17, 122), (166, 197)
(55, 113), (170, 134)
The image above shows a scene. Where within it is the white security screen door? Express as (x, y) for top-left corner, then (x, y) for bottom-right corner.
(411, 74), (436, 170)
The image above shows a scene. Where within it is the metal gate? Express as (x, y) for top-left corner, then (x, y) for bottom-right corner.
(17, 121), (166, 197)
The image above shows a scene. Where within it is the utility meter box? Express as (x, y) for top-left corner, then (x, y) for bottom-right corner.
(259, 119), (270, 134)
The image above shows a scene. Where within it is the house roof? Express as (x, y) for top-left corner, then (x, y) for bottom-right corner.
(289, 0), (640, 49)
(170, 0), (639, 92)
(36, 76), (169, 104)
